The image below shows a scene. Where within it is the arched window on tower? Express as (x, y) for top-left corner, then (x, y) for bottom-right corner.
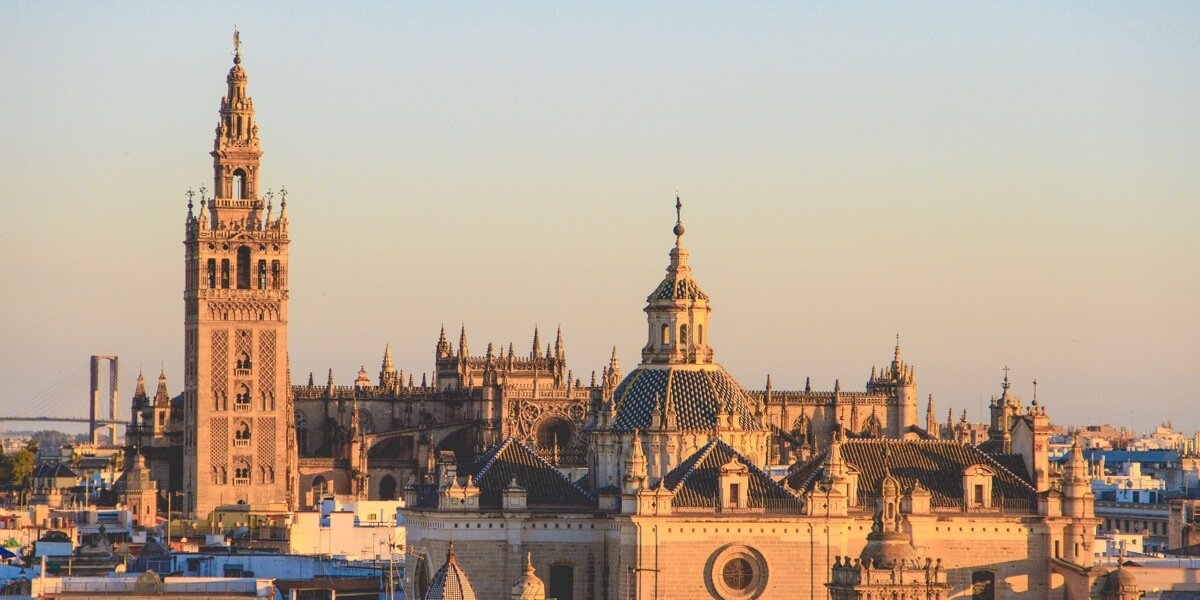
(234, 384), (251, 411)
(679, 324), (688, 346)
(232, 169), (246, 200)
(207, 259), (217, 288)
(236, 246), (251, 289)
(661, 324), (670, 347)
(271, 261), (281, 290)
(234, 461), (251, 485)
(257, 260), (267, 289)
(234, 421), (251, 447)
(221, 259), (231, 289)
(698, 324), (704, 345)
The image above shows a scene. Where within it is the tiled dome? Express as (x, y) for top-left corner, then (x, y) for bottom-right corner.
(610, 365), (763, 432)
(424, 543), (478, 600)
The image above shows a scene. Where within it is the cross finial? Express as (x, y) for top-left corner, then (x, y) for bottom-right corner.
(1032, 379), (1038, 405)
(1002, 366), (1011, 391)
(279, 186), (288, 208)
(233, 27), (241, 57)
(198, 185), (208, 201)
(186, 188), (195, 214)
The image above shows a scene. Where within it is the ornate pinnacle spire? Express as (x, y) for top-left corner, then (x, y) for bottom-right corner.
(326, 368), (334, 386)
(436, 325), (451, 357)
(134, 370), (148, 398)
(554, 325), (564, 360)
(531, 326), (541, 359)
(277, 186), (288, 223)
(197, 190), (209, 229)
(381, 343), (394, 371)
(156, 369), (169, 392)
(458, 325), (468, 358)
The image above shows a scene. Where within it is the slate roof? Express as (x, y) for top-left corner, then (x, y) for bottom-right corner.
(788, 439), (1038, 511)
(611, 365), (763, 432)
(658, 439), (803, 511)
(471, 438), (595, 510)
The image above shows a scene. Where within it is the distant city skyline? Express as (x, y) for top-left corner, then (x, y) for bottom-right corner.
(1, 3), (1196, 433)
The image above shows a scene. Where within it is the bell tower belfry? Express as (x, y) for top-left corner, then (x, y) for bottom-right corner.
(183, 33), (296, 518)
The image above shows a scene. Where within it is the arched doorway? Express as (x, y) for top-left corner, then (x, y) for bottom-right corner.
(310, 475), (327, 507)
(379, 474), (397, 501)
(414, 555), (432, 599)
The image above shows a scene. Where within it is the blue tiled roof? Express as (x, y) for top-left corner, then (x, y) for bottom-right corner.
(1070, 449), (1180, 465)
(610, 365), (763, 432)
(648, 277), (709, 302)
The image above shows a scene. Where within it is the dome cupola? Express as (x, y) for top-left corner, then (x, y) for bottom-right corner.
(642, 195), (713, 365)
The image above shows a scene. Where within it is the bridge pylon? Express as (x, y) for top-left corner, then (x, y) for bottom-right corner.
(90, 355), (119, 446)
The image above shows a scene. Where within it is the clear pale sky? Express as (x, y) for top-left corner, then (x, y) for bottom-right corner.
(1, 3), (1197, 434)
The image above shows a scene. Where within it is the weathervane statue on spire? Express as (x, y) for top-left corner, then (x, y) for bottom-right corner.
(673, 190), (685, 239)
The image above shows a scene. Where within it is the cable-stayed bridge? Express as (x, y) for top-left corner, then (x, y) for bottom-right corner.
(0, 356), (126, 445)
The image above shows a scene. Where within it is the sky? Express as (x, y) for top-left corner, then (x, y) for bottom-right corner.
(1, 2), (1197, 435)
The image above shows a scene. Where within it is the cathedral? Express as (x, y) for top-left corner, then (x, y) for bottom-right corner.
(129, 41), (1140, 598)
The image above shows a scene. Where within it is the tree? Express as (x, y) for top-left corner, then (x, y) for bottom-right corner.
(0, 450), (36, 487)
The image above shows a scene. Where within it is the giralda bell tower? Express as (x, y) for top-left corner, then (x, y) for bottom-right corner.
(183, 34), (296, 517)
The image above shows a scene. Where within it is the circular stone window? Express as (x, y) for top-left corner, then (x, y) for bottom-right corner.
(707, 545), (767, 599)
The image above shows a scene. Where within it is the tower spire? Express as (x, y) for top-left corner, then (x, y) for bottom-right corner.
(209, 30), (262, 228)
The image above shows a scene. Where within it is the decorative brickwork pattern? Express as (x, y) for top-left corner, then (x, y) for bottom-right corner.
(212, 329), (228, 396)
(259, 330), (276, 406)
(258, 416), (276, 465)
(211, 417), (228, 469)
(236, 329), (252, 362)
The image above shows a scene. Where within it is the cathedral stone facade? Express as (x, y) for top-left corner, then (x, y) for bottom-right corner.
(399, 209), (1111, 600)
(147, 43), (1044, 515)
(134, 43), (1134, 598)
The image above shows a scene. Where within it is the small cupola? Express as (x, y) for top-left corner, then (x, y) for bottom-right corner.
(641, 195), (714, 365)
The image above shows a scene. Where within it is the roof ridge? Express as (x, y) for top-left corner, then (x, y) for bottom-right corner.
(473, 437), (516, 481)
(508, 438), (597, 502)
(714, 439), (804, 499)
(970, 446), (1039, 493)
(663, 438), (720, 493)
